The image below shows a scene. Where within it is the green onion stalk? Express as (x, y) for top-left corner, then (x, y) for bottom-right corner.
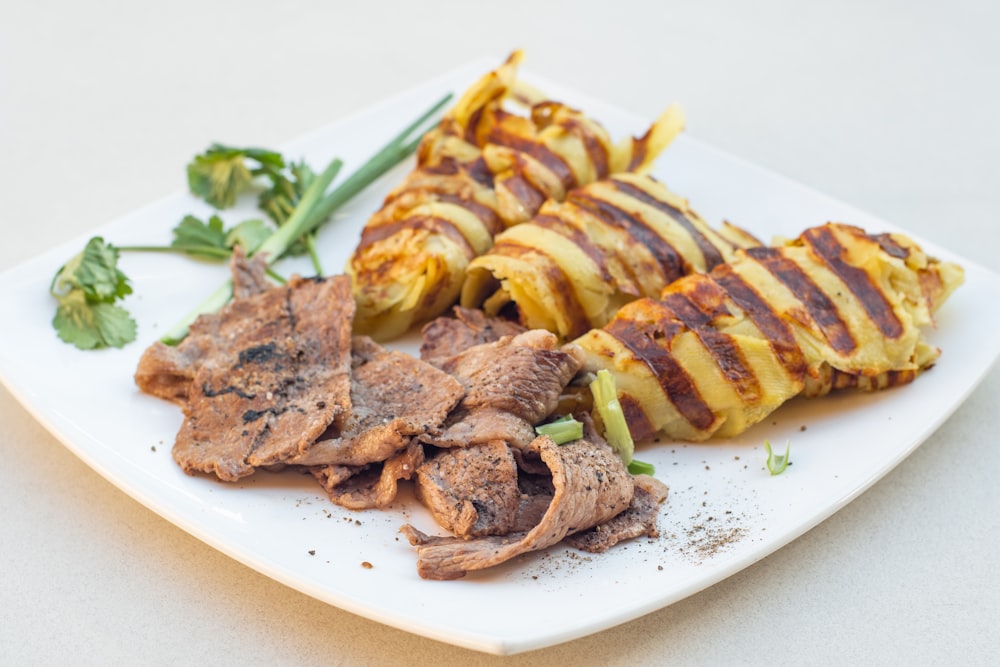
(589, 369), (655, 475)
(159, 93), (453, 345)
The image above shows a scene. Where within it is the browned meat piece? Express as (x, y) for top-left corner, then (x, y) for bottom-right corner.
(400, 435), (634, 580)
(286, 336), (464, 467)
(133, 339), (210, 406)
(421, 330), (583, 449)
(135, 249), (355, 481)
(419, 307), (526, 365)
(313, 442), (425, 510)
(563, 475), (668, 552)
(134, 247), (269, 405)
(230, 248), (273, 299)
(414, 441), (520, 537)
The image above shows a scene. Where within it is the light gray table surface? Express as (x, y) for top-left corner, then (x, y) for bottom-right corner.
(2, 2), (997, 664)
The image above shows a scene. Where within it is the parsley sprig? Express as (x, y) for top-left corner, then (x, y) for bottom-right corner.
(186, 145), (285, 210)
(49, 93), (453, 350)
(49, 237), (136, 350)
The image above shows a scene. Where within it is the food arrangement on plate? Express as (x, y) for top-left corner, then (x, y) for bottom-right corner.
(49, 51), (964, 581)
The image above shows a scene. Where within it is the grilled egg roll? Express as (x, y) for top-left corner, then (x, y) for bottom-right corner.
(348, 50), (686, 340)
(573, 223), (964, 441)
(461, 173), (761, 340)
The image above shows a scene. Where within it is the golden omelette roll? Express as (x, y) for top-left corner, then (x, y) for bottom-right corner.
(573, 223), (964, 442)
(348, 50), (686, 340)
(461, 173), (761, 340)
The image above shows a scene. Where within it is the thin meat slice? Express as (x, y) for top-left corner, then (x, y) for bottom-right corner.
(134, 247), (269, 405)
(400, 435), (634, 580)
(422, 330), (583, 449)
(143, 260), (354, 481)
(230, 248), (273, 299)
(420, 307), (526, 365)
(415, 441), (521, 537)
(286, 336), (464, 467)
(563, 475), (668, 552)
(313, 441), (425, 510)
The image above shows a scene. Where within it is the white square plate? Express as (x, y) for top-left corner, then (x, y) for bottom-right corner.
(1, 59), (998, 655)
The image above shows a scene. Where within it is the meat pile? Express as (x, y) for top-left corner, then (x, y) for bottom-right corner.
(134, 251), (667, 580)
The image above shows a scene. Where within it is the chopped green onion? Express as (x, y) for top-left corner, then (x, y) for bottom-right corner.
(589, 369), (635, 466)
(535, 415), (584, 445)
(764, 440), (791, 475)
(627, 459), (656, 476)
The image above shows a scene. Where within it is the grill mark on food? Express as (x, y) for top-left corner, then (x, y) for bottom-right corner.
(496, 242), (591, 335)
(434, 193), (504, 237)
(660, 292), (761, 402)
(487, 128), (577, 190)
(500, 174), (546, 218)
(610, 179), (726, 268)
(804, 226), (905, 339)
(568, 191), (684, 281)
(560, 116), (609, 179)
(625, 137), (648, 172)
(530, 213), (613, 282)
(420, 156), (460, 176)
(466, 156), (495, 188)
(464, 106), (486, 145)
(618, 394), (657, 441)
(747, 246), (857, 354)
(357, 215), (477, 259)
(872, 233), (911, 260)
(605, 317), (716, 432)
(711, 265), (808, 380)
(886, 369), (917, 386)
(919, 268), (943, 310)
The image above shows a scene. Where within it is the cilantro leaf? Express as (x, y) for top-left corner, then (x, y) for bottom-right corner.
(51, 236), (132, 302)
(186, 144), (285, 209)
(50, 237), (137, 350)
(53, 292), (137, 350)
(171, 214), (228, 252)
(259, 160), (316, 225)
(224, 219), (272, 254)
(169, 214), (271, 259)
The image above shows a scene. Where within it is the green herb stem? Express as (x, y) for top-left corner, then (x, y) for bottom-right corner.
(117, 245), (234, 260)
(252, 158), (343, 263)
(159, 281), (234, 345)
(304, 232), (323, 276)
(255, 92), (453, 261)
(158, 92), (453, 346)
